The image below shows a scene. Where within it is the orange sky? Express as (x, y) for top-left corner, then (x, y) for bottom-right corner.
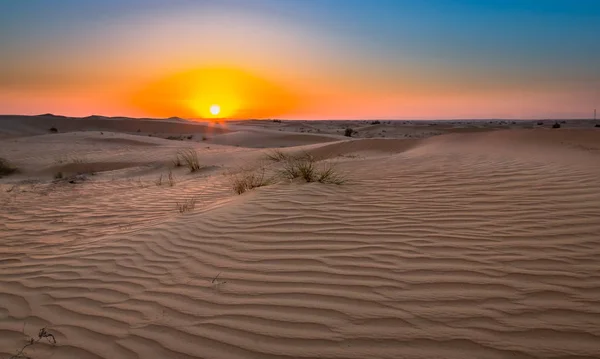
(1, 1), (598, 119)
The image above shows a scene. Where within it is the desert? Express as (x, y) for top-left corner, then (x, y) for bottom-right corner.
(1, 115), (600, 358)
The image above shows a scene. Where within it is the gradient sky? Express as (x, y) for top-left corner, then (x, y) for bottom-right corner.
(1, 0), (599, 119)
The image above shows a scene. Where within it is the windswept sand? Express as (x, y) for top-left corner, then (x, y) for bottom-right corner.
(1, 117), (600, 358)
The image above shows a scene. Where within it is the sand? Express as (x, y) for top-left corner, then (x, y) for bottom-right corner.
(1, 115), (600, 358)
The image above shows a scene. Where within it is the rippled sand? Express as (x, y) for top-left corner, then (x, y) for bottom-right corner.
(1, 117), (600, 358)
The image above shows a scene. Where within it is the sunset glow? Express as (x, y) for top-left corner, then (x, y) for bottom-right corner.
(1, 1), (599, 119)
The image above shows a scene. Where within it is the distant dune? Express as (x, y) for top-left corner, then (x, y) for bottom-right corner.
(1, 117), (600, 359)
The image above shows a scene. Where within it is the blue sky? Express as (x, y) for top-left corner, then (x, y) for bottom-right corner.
(1, 0), (599, 118)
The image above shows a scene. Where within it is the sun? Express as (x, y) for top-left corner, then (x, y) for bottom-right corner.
(209, 104), (221, 116)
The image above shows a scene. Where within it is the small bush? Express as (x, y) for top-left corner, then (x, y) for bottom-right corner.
(49, 127), (58, 133)
(537, 121), (544, 126)
(231, 168), (274, 194)
(176, 149), (202, 172)
(0, 158), (18, 177)
(595, 124), (600, 128)
(202, 136), (208, 141)
(273, 119), (282, 123)
(371, 120), (381, 125)
(54, 171), (63, 179)
(344, 128), (353, 137)
(265, 149), (289, 162)
(552, 122), (561, 129)
(176, 197), (197, 213)
(281, 153), (345, 184)
(316, 164), (346, 185)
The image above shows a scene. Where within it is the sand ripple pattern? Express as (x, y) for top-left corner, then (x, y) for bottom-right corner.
(2, 134), (600, 358)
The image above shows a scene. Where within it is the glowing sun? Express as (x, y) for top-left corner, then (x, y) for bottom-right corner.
(209, 104), (221, 116)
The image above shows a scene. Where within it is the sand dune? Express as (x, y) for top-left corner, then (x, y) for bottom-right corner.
(1, 120), (600, 358)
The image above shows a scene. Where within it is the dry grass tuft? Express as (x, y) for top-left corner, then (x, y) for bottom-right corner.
(0, 157), (18, 177)
(281, 153), (345, 184)
(265, 149), (289, 162)
(176, 149), (202, 172)
(176, 197), (197, 213)
(156, 170), (176, 187)
(231, 167), (275, 194)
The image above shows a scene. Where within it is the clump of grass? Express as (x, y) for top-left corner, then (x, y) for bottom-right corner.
(176, 149), (202, 172)
(265, 149), (289, 162)
(231, 167), (274, 194)
(176, 197), (197, 213)
(316, 164), (346, 184)
(280, 153), (345, 184)
(0, 157), (18, 177)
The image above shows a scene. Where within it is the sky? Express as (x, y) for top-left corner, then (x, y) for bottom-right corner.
(1, 0), (599, 120)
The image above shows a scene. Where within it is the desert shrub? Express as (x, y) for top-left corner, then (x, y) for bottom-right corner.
(176, 149), (202, 172)
(595, 124), (600, 128)
(344, 128), (353, 137)
(265, 149), (289, 162)
(54, 171), (64, 179)
(0, 157), (18, 177)
(49, 127), (58, 133)
(202, 136), (208, 141)
(316, 164), (346, 185)
(273, 119), (282, 123)
(281, 153), (345, 184)
(8, 327), (56, 359)
(552, 122), (561, 129)
(537, 121), (544, 126)
(176, 197), (197, 213)
(231, 168), (274, 194)
(371, 120), (381, 125)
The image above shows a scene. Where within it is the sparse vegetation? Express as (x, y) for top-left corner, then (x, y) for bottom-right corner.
(344, 128), (353, 137)
(273, 119), (282, 123)
(0, 157), (18, 177)
(54, 171), (63, 179)
(265, 149), (289, 162)
(202, 136), (208, 141)
(156, 170), (176, 187)
(49, 127), (58, 133)
(176, 197), (197, 213)
(552, 122), (561, 129)
(371, 120), (381, 125)
(595, 124), (600, 128)
(231, 167), (274, 194)
(281, 153), (345, 184)
(9, 327), (56, 359)
(167, 170), (176, 186)
(175, 149), (202, 172)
